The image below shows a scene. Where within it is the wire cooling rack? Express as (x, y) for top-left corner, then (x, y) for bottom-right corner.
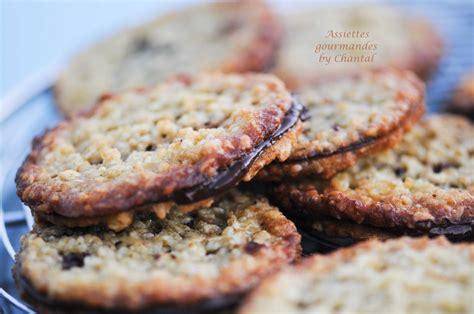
(1, 2), (473, 313)
(1, 66), (59, 313)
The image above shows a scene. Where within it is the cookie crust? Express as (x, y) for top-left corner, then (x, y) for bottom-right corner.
(274, 5), (443, 89)
(239, 237), (474, 314)
(258, 69), (425, 180)
(17, 73), (302, 219)
(273, 115), (474, 231)
(55, 0), (281, 116)
(15, 190), (301, 311)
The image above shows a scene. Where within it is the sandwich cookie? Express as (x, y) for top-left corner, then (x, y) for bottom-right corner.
(258, 69), (425, 180)
(17, 73), (303, 230)
(273, 115), (474, 240)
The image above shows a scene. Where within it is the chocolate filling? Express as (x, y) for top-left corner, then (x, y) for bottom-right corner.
(16, 265), (241, 314)
(286, 132), (380, 163)
(296, 217), (473, 254)
(299, 228), (356, 255)
(445, 105), (474, 121)
(169, 101), (303, 204)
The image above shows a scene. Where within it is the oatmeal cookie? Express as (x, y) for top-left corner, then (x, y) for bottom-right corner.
(55, 0), (281, 116)
(14, 190), (301, 312)
(258, 69), (425, 180)
(239, 237), (474, 314)
(273, 115), (474, 233)
(446, 71), (474, 120)
(274, 5), (443, 89)
(17, 73), (302, 225)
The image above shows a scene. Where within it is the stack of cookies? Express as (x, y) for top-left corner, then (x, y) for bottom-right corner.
(13, 1), (473, 313)
(15, 73), (303, 312)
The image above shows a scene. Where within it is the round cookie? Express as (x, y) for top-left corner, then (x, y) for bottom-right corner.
(17, 73), (303, 229)
(14, 190), (301, 312)
(274, 4), (443, 89)
(239, 237), (474, 314)
(257, 69), (425, 180)
(55, 1), (281, 116)
(446, 71), (474, 120)
(273, 115), (474, 234)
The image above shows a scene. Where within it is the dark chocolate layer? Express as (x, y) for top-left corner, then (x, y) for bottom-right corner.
(286, 132), (379, 163)
(299, 228), (356, 255)
(296, 217), (473, 254)
(446, 107), (474, 121)
(170, 101), (303, 204)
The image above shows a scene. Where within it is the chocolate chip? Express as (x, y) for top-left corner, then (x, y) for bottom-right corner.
(206, 248), (220, 255)
(114, 241), (123, 248)
(432, 164), (443, 173)
(394, 167), (406, 177)
(151, 221), (163, 234)
(244, 241), (264, 254)
(154, 254), (161, 260)
(61, 252), (89, 270)
(145, 144), (155, 151)
(332, 124), (340, 131)
(432, 163), (454, 173)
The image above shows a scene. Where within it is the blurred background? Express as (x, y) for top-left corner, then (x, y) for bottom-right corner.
(2, 0), (473, 104)
(1, 1), (473, 313)
(1, 1), (199, 96)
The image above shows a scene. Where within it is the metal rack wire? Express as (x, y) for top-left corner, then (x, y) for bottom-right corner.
(1, 2), (472, 313)
(1, 75), (53, 313)
(1, 211), (34, 314)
